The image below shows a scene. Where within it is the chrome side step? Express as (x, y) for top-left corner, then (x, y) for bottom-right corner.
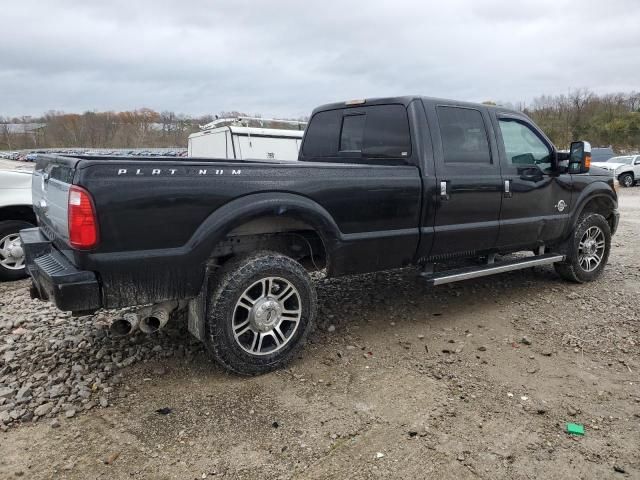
(423, 254), (565, 286)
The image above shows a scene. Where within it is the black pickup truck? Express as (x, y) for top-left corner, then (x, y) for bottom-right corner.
(21, 96), (619, 375)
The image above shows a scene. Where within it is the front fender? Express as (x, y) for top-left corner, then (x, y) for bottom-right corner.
(566, 180), (617, 235)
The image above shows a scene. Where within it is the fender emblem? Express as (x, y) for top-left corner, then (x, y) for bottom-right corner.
(555, 200), (567, 212)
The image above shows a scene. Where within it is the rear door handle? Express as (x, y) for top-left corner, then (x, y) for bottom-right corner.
(440, 180), (450, 201)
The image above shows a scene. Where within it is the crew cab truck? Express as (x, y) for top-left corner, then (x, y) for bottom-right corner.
(21, 96), (619, 375)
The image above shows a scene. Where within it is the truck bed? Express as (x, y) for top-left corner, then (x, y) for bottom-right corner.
(29, 154), (423, 308)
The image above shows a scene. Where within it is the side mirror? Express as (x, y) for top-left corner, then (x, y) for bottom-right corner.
(569, 141), (591, 173)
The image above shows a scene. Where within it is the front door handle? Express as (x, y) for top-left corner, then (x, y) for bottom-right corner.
(504, 179), (512, 198)
(440, 180), (450, 201)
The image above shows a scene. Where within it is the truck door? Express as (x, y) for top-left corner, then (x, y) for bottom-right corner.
(425, 103), (503, 257)
(492, 113), (572, 249)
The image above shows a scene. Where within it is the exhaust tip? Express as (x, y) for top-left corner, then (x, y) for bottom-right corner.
(140, 316), (162, 334)
(110, 318), (134, 337)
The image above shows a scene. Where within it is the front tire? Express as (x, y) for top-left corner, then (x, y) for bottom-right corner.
(554, 213), (611, 283)
(619, 173), (634, 188)
(205, 251), (317, 375)
(0, 220), (34, 281)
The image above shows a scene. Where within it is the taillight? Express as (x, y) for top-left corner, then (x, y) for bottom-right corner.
(68, 185), (99, 249)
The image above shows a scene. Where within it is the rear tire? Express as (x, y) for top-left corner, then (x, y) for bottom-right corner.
(0, 220), (34, 281)
(619, 173), (634, 187)
(554, 213), (611, 283)
(204, 251), (316, 375)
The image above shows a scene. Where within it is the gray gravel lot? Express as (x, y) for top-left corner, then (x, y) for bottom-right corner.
(0, 188), (639, 479)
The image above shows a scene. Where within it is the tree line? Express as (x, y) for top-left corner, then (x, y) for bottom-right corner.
(523, 90), (640, 152)
(2, 90), (639, 151)
(0, 109), (258, 150)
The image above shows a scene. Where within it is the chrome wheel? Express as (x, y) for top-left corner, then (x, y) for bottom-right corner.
(232, 277), (302, 356)
(0, 233), (25, 270)
(578, 226), (605, 272)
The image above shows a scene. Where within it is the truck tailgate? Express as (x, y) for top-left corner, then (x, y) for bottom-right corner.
(31, 155), (80, 247)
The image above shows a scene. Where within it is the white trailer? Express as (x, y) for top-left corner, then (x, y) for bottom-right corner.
(188, 117), (306, 161)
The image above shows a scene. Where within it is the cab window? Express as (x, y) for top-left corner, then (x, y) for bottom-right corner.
(301, 110), (341, 158)
(340, 115), (365, 152)
(302, 104), (411, 161)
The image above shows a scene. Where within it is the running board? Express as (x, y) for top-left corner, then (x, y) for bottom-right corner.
(422, 254), (565, 286)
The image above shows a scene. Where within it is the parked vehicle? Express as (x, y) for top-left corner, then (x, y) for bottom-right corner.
(592, 154), (640, 187)
(188, 117), (305, 160)
(591, 147), (616, 163)
(22, 96), (619, 375)
(0, 168), (35, 280)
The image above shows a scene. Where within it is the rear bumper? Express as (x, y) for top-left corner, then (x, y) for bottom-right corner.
(20, 228), (102, 312)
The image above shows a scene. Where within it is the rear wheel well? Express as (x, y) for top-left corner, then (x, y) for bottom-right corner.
(0, 205), (36, 225)
(210, 216), (328, 271)
(579, 196), (615, 231)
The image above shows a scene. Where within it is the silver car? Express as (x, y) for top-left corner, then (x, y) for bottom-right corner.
(592, 154), (640, 187)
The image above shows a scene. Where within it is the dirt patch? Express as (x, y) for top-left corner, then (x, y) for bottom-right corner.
(1, 188), (639, 479)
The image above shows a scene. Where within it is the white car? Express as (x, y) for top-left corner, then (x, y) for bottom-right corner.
(592, 154), (640, 187)
(0, 168), (35, 280)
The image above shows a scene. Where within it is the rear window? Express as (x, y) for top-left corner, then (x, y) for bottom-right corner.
(301, 109), (341, 157)
(302, 104), (411, 160)
(340, 115), (365, 152)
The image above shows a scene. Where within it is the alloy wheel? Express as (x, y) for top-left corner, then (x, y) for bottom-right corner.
(232, 276), (302, 355)
(577, 226), (605, 272)
(0, 233), (25, 270)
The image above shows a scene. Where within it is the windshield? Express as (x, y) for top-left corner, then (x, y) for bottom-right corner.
(603, 156), (633, 164)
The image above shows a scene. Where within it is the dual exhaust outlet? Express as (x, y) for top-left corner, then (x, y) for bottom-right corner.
(110, 301), (178, 337)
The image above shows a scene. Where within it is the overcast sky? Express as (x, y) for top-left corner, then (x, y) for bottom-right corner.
(2, 0), (639, 118)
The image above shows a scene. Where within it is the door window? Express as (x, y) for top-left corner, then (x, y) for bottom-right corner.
(437, 106), (491, 164)
(499, 119), (552, 171)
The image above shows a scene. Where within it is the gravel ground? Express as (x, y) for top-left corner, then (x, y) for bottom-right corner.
(0, 188), (639, 479)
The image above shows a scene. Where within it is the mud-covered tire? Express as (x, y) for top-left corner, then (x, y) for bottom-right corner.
(204, 251), (316, 375)
(0, 220), (34, 281)
(619, 173), (634, 188)
(554, 213), (611, 283)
